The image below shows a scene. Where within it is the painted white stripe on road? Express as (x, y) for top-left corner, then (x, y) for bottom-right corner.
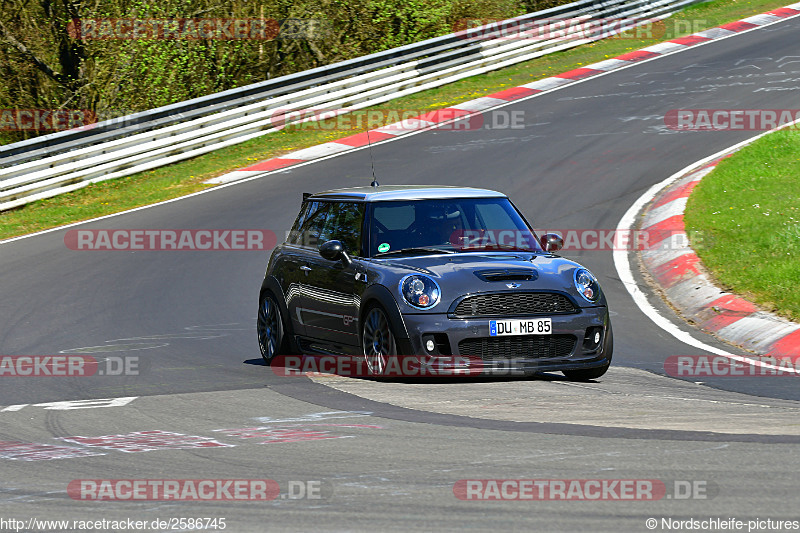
(642, 245), (694, 268)
(717, 314), (800, 351)
(449, 97), (508, 111)
(588, 59), (632, 71)
(284, 142), (355, 160)
(741, 14), (783, 24)
(641, 42), (686, 54)
(375, 119), (436, 134)
(665, 278), (727, 316)
(686, 166), (716, 182)
(205, 170), (265, 184)
(520, 77), (574, 91)
(642, 197), (688, 228)
(695, 28), (737, 39)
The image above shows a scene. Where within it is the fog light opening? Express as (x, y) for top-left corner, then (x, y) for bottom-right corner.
(422, 333), (452, 356)
(583, 327), (603, 352)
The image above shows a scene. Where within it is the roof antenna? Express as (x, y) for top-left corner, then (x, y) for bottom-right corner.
(366, 128), (379, 187)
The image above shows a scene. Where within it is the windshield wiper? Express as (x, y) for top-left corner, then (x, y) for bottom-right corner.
(374, 247), (458, 257)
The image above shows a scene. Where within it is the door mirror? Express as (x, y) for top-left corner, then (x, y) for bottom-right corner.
(319, 240), (352, 266)
(540, 233), (564, 252)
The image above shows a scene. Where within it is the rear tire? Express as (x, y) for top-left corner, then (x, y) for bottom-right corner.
(563, 322), (613, 381)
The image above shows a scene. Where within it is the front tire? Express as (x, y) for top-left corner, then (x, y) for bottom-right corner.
(257, 292), (288, 364)
(361, 305), (397, 376)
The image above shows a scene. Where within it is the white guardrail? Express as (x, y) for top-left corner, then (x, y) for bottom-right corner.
(0, 0), (707, 211)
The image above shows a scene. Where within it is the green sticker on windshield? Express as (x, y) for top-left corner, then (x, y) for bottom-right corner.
(378, 243), (390, 253)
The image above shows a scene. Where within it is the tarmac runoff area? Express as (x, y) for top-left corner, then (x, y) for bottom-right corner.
(310, 366), (800, 436)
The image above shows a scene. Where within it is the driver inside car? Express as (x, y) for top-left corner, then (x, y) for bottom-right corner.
(418, 204), (463, 247)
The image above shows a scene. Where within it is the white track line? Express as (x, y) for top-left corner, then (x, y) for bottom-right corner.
(613, 119), (800, 373)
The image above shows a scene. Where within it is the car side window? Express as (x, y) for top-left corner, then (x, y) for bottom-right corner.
(287, 201), (313, 245)
(319, 202), (365, 256)
(289, 201), (331, 248)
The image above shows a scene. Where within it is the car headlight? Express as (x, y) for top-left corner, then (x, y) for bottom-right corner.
(573, 268), (600, 302)
(399, 275), (441, 309)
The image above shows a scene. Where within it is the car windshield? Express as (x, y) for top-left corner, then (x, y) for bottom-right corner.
(368, 197), (542, 257)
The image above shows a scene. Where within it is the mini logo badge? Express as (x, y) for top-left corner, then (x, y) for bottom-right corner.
(506, 283), (521, 289)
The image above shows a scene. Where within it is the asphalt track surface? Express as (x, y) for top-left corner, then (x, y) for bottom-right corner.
(1, 16), (800, 532)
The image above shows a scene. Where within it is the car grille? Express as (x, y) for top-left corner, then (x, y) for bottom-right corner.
(458, 335), (576, 360)
(452, 293), (575, 317)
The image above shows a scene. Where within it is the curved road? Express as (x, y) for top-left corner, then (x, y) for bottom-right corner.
(1, 14), (799, 532)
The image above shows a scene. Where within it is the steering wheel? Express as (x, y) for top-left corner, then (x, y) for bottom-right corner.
(452, 227), (485, 249)
(407, 219), (435, 243)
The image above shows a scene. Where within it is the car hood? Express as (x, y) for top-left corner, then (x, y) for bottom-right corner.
(364, 252), (605, 311)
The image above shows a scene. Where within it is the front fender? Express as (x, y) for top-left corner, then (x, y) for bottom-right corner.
(360, 284), (414, 354)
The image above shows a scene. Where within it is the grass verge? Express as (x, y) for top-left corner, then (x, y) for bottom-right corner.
(684, 127), (800, 322)
(0, 0), (793, 240)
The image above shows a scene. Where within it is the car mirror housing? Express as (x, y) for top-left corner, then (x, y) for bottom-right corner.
(319, 240), (352, 266)
(540, 233), (564, 252)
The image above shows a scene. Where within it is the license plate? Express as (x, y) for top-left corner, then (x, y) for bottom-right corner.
(489, 318), (552, 336)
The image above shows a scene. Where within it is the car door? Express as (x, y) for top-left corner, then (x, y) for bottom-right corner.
(299, 201), (365, 350)
(279, 200), (330, 338)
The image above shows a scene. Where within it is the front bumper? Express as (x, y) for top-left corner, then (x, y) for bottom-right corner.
(399, 306), (610, 374)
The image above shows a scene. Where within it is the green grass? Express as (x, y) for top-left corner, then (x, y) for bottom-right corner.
(0, 0), (791, 240)
(684, 128), (800, 322)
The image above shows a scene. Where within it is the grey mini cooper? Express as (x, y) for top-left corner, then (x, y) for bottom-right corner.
(257, 185), (612, 380)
